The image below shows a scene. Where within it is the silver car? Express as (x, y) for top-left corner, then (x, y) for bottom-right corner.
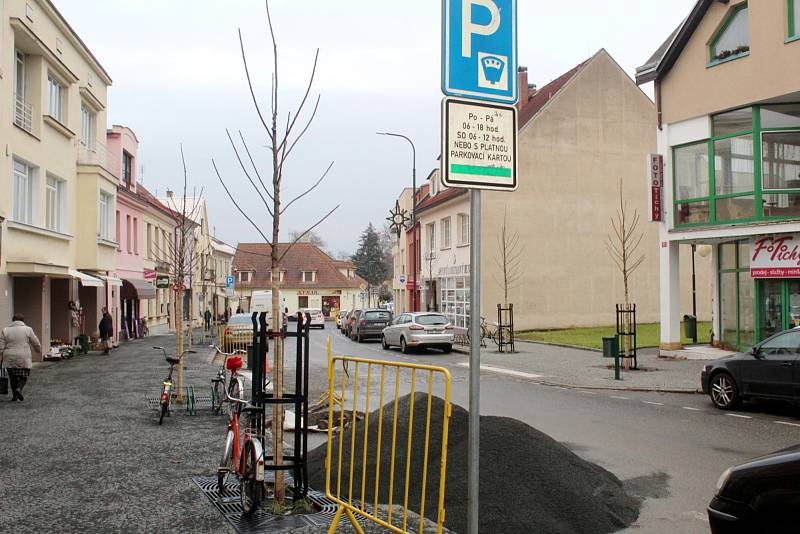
(381, 312), (454, 354)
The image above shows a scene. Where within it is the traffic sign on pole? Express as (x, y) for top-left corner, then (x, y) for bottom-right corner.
(226, 275), (235, 289)
(442, 0), (518, 104)
(442, 97), (518, 190)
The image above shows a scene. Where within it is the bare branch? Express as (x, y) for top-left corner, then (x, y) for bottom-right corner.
(212, 158), (273, 245)
(282, 94), (321, 162)
(238, 28), (270, 133)
(238, 131), (274, 201)
(277, 205), (339, 263)
(226, 129), (274, 217)
(278, 49), (320, 152)
(280, 161), (334, 214)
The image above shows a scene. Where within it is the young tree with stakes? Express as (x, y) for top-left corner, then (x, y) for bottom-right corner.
(212, 1), (338, 504)
(605, 180), (645, 371)
(494, 207), (524, 307)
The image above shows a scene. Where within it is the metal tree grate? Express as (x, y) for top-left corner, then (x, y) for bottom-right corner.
(192, 474), (341, 534)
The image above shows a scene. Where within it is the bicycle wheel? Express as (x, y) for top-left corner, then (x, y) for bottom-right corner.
(218, 429), (234, 494)
(159, 400), (168, 425)
(227, 378), (242, 414)
(239, 446), (263, 514)
(211, 380), (224, 414)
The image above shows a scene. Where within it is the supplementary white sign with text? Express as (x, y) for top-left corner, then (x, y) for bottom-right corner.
(442, 97), (517, 191)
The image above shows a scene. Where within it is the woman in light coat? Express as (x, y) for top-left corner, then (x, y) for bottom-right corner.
(0, 314), (42, 401)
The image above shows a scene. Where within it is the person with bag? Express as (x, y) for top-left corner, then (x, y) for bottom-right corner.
(0, 314), (42, 402)
(98, 308), (114, 355)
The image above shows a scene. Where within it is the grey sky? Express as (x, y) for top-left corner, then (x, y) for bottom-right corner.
(55, 0), (695, 255)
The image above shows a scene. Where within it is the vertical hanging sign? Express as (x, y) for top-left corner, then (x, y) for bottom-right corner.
(649, 154), (663, 222)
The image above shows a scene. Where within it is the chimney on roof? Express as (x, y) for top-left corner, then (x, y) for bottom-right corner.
(166, 189), (173, 198)
(517, 67), (528, 111)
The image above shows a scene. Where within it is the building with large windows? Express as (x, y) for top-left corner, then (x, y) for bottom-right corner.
(637, 0), (800, 351)
(0, 0), (115, 358)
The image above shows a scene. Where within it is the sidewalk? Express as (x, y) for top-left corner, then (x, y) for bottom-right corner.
(453, 340), (713, 393)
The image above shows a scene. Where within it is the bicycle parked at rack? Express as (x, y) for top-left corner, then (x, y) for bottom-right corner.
(154, 346), (195, 425)
(217, 354), (266, 514)
(210, 345), (247, 415)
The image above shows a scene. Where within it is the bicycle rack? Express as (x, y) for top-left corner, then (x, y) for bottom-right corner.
(496, 303), (515, 353)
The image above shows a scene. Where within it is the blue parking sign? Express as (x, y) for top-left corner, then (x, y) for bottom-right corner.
(443, 0), (517, 104)
(226, 275), (235, 289)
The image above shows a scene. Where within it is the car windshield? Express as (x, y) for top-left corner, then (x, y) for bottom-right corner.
(229, 315), (251, 325)
(416, 314), (448, 325)
(364, 311), (391, 320)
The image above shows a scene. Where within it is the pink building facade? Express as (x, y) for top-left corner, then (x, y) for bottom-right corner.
(107, 126), (154, 341)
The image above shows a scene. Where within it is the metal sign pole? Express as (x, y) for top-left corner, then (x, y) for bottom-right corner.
(468, 188), (481, 534)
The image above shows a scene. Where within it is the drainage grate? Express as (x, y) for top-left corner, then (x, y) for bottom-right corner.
(192, 474), (340, 533)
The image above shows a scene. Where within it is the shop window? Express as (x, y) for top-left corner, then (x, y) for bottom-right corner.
(764, 193), (800, 218)
(720, 242), (737, 270)
(709, 4), (749, 64)
(720, 272), (738, 345)
(676, 201), (710, 225)
(738, 274), (755, 347)
(762, 131), (800, 190)
(716, 196), (755, 221)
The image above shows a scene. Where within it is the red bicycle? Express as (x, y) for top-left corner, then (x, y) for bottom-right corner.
(217, 355), (266, 514)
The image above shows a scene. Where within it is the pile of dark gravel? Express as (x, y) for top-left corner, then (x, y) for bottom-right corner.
(307, 393), (640, 534)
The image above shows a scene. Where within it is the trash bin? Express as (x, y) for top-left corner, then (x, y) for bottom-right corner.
(683, 314), (697, 341)
(602, 336), (618, 358)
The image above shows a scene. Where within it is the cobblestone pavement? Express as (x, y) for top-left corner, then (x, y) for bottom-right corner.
(0, 332), (444, 534)
(454, 341), (706, 392)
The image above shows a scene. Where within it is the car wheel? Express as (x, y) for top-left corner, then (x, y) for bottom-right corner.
(401, 337), (409, 354)
(710, 372), (740, 410)
(381, 335), (390, 350)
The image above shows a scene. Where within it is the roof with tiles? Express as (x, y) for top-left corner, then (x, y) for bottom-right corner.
(233, 242), (365, 289)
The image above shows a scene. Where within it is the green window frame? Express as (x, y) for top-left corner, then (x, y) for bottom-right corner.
(708, 3), (750, 67)
(718, 240), (756, 351)
(790, 0), (800, 42)
(673, 105), (800, 229)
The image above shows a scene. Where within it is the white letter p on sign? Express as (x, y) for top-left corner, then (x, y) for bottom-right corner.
(462, 0), (500, 58)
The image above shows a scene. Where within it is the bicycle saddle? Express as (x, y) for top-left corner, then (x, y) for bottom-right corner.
(166, 356), (181, 365)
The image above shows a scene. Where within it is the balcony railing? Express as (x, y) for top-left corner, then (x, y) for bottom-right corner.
(77, 140), (120, 178)
(14, 93), (32, 133)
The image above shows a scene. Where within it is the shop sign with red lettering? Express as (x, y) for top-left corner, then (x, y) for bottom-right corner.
(649, 154), (663, 222)
(750, 234), (800, 278)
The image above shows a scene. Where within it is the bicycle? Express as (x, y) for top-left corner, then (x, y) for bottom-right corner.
(154, 346), (195, 425)
(217, 355), (266, 514)
(210, 345), (247, 415)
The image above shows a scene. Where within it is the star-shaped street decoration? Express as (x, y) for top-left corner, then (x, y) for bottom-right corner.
(387, 200), (411, 239)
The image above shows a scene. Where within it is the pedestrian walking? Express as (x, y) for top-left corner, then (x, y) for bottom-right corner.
(0, 314), (42, 402)
(99, 308), (114, 355)
(204, 309), (212, 331)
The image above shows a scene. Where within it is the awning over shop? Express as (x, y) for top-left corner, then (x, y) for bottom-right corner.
(69, 270), (104, 287)
(99, 275), (123, 287)
(122, 277), (156, 299)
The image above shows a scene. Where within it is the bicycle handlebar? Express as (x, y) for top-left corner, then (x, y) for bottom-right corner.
(212, 345), (246, 356)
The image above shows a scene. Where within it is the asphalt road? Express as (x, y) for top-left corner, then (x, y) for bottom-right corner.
(311, 324), (800, 534)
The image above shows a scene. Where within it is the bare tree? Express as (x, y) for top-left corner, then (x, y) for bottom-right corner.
(212, 1), (338, 503)
(153, 147), (205, 399)
(493, 207), (524, 306)
(423, 251), (437, 311)
(605, 180), (645, 370)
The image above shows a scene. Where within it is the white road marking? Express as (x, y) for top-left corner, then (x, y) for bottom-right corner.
(552, 386), (568, 390)
(725, 414), (752, 419)
(609, 395), (630, 400)
(682, 407), (702, 411)
(643, 401), (664, 406)
(578, 390), (597, 395)
(775, 421), (800, 428)
(454, 362), (544, 380)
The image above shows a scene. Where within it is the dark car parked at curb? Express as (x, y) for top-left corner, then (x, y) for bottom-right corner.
(350, 309), (392, 342)
(708, 444), (800, 534)
(701, 327), (800, 410)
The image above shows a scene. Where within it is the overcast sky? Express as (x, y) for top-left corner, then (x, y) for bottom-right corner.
(55, 0), (695, 256)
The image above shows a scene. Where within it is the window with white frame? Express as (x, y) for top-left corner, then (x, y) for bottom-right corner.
(426, 222), (436, 254)
(439, 275), (470, 328)
(440, 217), (451, 249)
(457, 213), (469, 245)
(99, 191), (113, 240)
(238, 271), (252, 284)
(45, 174), (66, 232)
(302, 271), (316, 283)
(48, 74), (65, 122)
(80, 104), (96, 147)
(15, 50), (25, 102)
(12, 158), (35, 224)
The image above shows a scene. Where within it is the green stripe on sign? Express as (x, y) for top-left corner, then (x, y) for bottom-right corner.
(451, 164), (512, 178)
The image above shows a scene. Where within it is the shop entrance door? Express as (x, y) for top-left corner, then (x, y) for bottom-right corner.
(759, 279), (800, 340)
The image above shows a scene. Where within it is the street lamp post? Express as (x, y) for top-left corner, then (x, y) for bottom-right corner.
(377, 132), (417, 311)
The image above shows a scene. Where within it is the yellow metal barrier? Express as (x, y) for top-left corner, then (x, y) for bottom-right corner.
(325, 341), (452, 534)
(217, 324), (252, 357)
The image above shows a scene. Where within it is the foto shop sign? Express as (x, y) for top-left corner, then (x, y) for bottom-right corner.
(750, 235), (800, 278)
(649, 154), (663, 222)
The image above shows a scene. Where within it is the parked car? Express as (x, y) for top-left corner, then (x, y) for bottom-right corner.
(337, 310), (349, 332)
(220, 313), (255, 348)
(701, 327), (800, 410)
(344, 309), (361, 337)
(298, 308), (326, 329)
(351, 309), (393, 342)
(708, 444), (800, 533)
(381, 312), (454, 354)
